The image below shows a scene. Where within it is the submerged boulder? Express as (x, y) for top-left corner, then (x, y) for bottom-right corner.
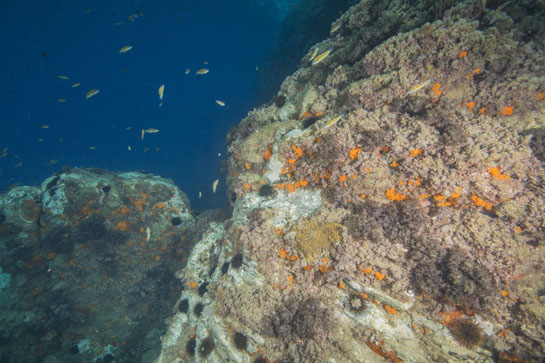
(0, 168), (196, 362)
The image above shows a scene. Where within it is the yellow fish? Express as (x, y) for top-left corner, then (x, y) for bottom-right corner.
(212, 179), (219, 193)
(185, 69), (190, 74)
(72, 82), (80, 88)
(146, 227), (151, 242)
(58, 98), (67, 103)
(196, 68), (209, 75)
(330, 22), (341, 33)
(57, 75), (69, 80)
(141, 129), (145, 141)
(158, 84), (165, 100)
(406, 78), (435, 94)
(85, 89), (100, 99)
(323, 113), (345, 128)
(119, 45), (133, 53)
(312, 49), (332, 65)
(88, 146), (96, 150)
(41, 125), (50, 129)
(309, 47), (319, 61)
(198, 191), (202, 198)
(145, 128), (159, 133)
(215, 100), (225, 106)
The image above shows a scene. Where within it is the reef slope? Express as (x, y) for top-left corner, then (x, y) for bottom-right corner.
(158, 1), (545, 362)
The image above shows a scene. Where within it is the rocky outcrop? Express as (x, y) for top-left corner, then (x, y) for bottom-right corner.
(0, 168), (195, 362)
(159, 0), (545, 362)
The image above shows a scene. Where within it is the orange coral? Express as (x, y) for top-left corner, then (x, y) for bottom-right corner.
(500, 106), (514, 116)
(385, 305), (397, 314)
(263, 148), (272, 161)
(537, 92), (545, 101)
(458, 50), (468, 58)
(291, 145), (303, 158)
(409, 149), (422, 156)
(115, 220), (131, 232)
(385, 188), (409, 201)
(374, 271), (385, 280)
(349, 147), (361, 160)
(245, 162), (252, 170)
(471, 195), (493, 210)
(488, 166), (510, 180)
(466, 101), (476, 109)
(432, 83), (442, 96)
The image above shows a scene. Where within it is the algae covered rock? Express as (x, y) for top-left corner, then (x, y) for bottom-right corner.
(0, 168), (196, 362)
(158, 0), (545, 362)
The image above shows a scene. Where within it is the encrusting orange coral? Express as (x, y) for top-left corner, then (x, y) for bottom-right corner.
(488, 166), (510, 180)
(386, 188), (409, 201)
(500, 106), (514, 116)
(471, 194), (493, 210)
(349, 147), (361, 160)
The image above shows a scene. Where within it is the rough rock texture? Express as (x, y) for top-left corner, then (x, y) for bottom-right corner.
(159, 0), (545, 362)
(0, 168), (195, 362)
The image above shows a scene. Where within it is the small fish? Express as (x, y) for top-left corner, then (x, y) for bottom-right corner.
(41, 125), (50, 129)
(212, 179), (219, 193)
(158, 85), (165, 100)
(146, 227), (151, 242)
(125, 126), (132, 130)
(218, 153), (221, 157)
(38, 138), (44, 142)
(215, 100), (225, 106)
(119, 45), (133, 53)
(57, 75), (69, 80)
(0, 148), (7, 158)
(185, 69), (190, 74)
(330, 22), (341, 34)
(85, 89), (100, 99)
(312, 48), (332, 66)
(196, 68), (209, 75)
(128, 145), (131, 151)
(144, 128), (159, 133)
(141, 129), (145, 141)
(47, 159), (58, 165)
(323, 113), (345, 128)
(309, 47), (319, 61)
(406, 78), (435, 94)
(72, 82), (80, 88)
(14, 162), (22, 168)
(88, 146), (96, 150)
(58, 98), (67, 103)
(198, 191), (202, 198)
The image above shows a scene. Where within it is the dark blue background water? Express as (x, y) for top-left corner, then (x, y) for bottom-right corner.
(0, 0), (295, 211)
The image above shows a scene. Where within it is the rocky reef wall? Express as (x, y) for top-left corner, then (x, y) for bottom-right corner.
(159, 0), (545, 362)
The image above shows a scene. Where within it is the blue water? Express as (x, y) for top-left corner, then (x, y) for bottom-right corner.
(0, 0), (295, 211)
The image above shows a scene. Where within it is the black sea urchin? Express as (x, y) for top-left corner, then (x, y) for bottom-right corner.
(448, 318), (483, 349)
(198, 336), (215, 357)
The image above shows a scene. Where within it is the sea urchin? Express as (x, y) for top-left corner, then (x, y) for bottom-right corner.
(448, 318), (483, 349)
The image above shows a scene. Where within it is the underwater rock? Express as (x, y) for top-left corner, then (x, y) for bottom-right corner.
(0, 168), (196, 362)
(159, 0), (545, 362)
